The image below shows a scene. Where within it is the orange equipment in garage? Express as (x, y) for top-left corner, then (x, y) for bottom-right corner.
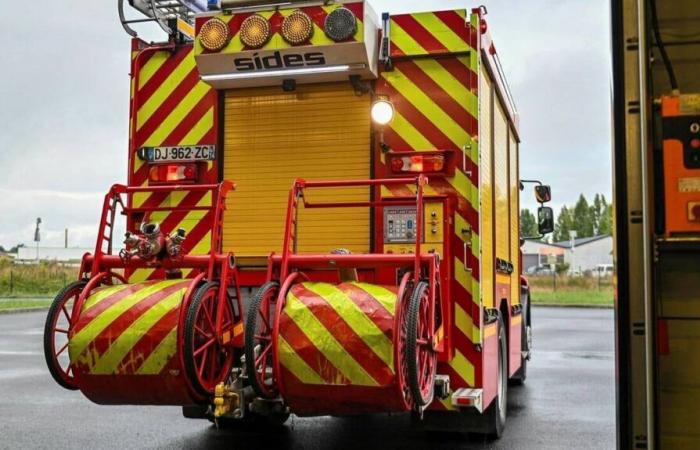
(661, 94), (700, 236)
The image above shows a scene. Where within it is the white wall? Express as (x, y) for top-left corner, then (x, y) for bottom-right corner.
(565, 236), (613, 273)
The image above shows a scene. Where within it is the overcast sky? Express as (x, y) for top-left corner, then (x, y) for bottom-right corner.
(0, 0), (611, 249)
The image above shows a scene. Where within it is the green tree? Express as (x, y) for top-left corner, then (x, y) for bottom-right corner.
(553, 206), (574, 242)
(573, 194), (594, 238)
(598, 203), (613, 235)
(520, 209), (538, 237)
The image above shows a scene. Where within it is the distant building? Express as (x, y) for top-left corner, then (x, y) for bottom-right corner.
(522, 234), (613, 274)
(16, 246), (91, 264)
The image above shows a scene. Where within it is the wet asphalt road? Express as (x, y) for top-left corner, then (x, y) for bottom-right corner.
(0, 307), (615, 450)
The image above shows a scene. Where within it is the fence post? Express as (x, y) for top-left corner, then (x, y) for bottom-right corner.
(9, 270), (13, 296)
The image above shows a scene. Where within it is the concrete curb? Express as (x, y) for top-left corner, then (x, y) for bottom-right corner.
(532, 303), (613, 309)
(0, 307), (50, 315)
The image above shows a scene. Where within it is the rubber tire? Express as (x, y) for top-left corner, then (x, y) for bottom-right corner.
(244, 281), (280, 399)
(405, 281), (436, 408)
(485, 314), (508, 439)
(43, 280), (86, 391)
(511, 293), (530, 386)
(183, 281), (231, 398)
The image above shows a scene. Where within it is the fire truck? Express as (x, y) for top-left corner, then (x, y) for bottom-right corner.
(43, 0), (552, 438)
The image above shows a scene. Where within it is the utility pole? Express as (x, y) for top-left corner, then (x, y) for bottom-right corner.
(65, 228), (68, 249)
(34, 218), (42, 262)
(570, 230), (578, 276)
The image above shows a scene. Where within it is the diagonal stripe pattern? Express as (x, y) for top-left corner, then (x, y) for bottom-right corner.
(128, 43), (219, 283)
(278, 282), (399, 387)
(69, 280), (189, 376)
(377, 9), (482, 407)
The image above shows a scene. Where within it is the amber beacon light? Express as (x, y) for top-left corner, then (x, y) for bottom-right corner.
(325, 7), (357, 42)
(282, 10), (314, 45)
(240, 14), (271, 48)
(199, 18), (230, 52)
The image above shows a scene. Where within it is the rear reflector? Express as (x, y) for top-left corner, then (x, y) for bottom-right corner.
(390, 154), (445, 174)
(149, 164), (197, 184)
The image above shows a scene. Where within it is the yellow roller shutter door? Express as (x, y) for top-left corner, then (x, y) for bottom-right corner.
(222, 83), (371, 259)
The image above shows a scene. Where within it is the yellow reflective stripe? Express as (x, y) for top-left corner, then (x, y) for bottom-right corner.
(349, 282), (397, 316)
(128, 269), (155, 284)
(390, 111), (434, 151)
(137, 51), (195, 130)
(285, 292), (377, 386)
(278, 335), (326, 385)
(188, 231), (212, 256)
(412, 12), (468, 53)
(413, 57), (478, 119)
(454, 303), (474, 344)
(303, 283), (393, 368)
(390, 20), (428, 55)
(136, 326), (178, 374)
(71, 280), (182, 358)
(382, 67), (469, 148)
(82, 284), (131, 313)
(138, 51), (169, 89)
(142, 82), (210, 146)
(90, 287), (185, 374)
(449, 349), (475, 385)
(181, 106), (214, 144)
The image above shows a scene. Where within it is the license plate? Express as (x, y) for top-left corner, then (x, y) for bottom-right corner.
(138, 145), (216, 162)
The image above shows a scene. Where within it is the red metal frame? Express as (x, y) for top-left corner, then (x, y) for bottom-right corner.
(73, 182), (242, 348)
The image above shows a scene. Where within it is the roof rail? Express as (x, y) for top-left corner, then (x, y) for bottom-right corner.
(119, 0), (209, 39)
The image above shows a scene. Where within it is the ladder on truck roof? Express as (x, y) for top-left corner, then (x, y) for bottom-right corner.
(118, 0), (209, 39)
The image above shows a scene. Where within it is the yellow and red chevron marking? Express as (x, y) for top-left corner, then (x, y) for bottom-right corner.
(69, 280), (190, 376)
(376, 10), (482, 409)
(389, 9), (475, 58)
(195, 2), (364, 55)
(128, 41), (219, 282)
(278, 282), (398, 388)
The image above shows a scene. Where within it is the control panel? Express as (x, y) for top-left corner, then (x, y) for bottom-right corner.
(661, 95), (700, 236)
(384, 206), (419, 243)
(383, 201), (445, 254)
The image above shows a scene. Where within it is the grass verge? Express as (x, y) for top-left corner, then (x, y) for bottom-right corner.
(530, 288), (614, 307)
(0, 298), (53, 312)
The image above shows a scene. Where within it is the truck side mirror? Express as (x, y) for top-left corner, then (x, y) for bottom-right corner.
(535, 185), (552, 203)
(538, 207), (554, 235)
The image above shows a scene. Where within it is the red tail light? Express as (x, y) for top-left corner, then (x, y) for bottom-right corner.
(149, 164), (197, 184)
(390, 154), (446, 174)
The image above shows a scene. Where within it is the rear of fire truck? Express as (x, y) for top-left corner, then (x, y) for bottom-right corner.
(56, 0), (552, 438)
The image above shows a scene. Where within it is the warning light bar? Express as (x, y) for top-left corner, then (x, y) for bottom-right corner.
(388, 150), (454, 176)
(149, 164), (198, 184)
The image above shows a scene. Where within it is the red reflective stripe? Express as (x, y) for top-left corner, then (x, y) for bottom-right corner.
(335, 283), (395, 340)
(291, 284), (394, 385)
(135, 68), (201, 146)
(74, 282), (187, 362)
(137, 48), (192, 105)
(162, 91), (215, 146)
(278, 313), (351, 385)
(120, 306), (181, 374)
(391, 14), (447, 54)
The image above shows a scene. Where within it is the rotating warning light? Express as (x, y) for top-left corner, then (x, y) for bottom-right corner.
(324, 7), (357, 42)
(199, 18), (230, 52)
(371, 98), (395, 126)
(282, 10), (314, 45)
(240, 14), (271, 49)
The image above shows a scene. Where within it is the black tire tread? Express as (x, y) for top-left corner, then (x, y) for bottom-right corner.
(405, 281), (435, 408)
(183, 281), (220, 398)
(244, 281), (280, 399)
(43, 280), (87, 391)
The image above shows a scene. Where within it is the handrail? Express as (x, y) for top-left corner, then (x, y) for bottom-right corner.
(279, 176), (429, 283)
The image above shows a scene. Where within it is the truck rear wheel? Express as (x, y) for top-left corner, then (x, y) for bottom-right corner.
(511, 292), (531, 386)
(485, 314), (507, 439)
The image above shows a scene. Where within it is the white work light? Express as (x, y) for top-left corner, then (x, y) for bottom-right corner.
(371, 99), (395, 126)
